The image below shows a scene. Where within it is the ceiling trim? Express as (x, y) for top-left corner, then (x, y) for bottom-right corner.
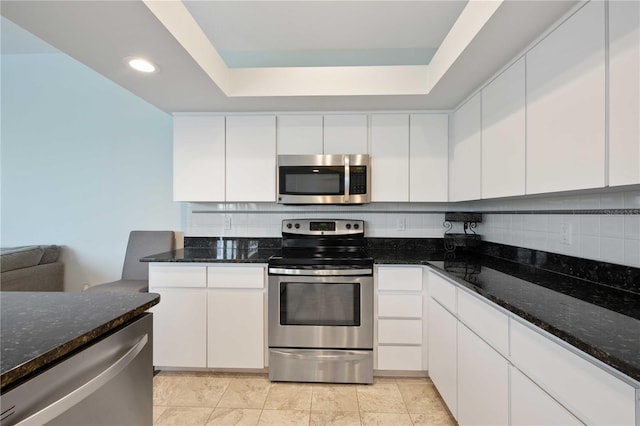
(143, 0), (503, 98)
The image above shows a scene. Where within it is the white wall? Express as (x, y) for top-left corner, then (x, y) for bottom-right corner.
(1, 52), (183, 291)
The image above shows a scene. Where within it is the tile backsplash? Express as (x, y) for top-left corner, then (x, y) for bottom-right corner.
(467, 189), (640, 267)
(185, 187), (640, 267)
(187, 202), (448, 239)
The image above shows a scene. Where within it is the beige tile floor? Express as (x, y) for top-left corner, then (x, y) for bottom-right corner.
(153, 372), (456, 426)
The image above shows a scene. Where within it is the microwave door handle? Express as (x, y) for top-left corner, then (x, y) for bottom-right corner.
(344, 155), (350, 202)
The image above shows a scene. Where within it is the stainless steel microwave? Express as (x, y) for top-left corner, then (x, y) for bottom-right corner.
(277, 154), (370, 204)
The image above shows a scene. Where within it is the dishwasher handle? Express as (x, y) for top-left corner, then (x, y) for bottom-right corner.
(16, 334), (149, 426)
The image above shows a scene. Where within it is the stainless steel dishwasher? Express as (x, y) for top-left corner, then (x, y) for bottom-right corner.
(0, 314), (153, 426)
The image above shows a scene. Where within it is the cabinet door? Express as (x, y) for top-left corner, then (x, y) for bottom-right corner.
(370, 114), (409, 201)
(173, 115), (225, 202)
(151, 289), (207, 368)
(428, 298), (457, 419)
(226, 115), (276, 202)
(277, 115), (323, 155)
(409, 114), (448, 202)
(457, 324), (509, 426)
(208, 290), (264, 369)
(609, 0), (640, 186)
(323, 115), (368, 154)
(510, 367), (582, 426)
(450, 93), (481, 201)
(481, 57), (526, 199)
(526, 1), (606, 194)
(511, 320), (636, 425)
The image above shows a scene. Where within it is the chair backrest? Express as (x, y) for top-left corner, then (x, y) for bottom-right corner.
(121, 231), (175, 280)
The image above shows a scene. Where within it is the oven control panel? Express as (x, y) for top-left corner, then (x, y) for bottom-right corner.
(282, 219), (364, 235)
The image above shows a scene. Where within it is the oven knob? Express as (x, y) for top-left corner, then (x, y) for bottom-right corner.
(286, 223), (292, 229)
(346, 224), (351, 230)
(295, 223), (300, 229)
(354, 223), (360, 230)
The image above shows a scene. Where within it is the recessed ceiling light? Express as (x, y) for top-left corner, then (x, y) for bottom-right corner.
(127, 57), (158, 73)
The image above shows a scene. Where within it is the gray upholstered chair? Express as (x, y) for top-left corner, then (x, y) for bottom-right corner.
(87, 230), (175, 293)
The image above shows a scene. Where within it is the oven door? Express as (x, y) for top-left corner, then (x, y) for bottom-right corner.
(268, 273), (373, 349)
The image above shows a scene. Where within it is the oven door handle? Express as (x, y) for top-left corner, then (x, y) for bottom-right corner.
(268, 267), (372, 276)
(270, 349), (371, 361)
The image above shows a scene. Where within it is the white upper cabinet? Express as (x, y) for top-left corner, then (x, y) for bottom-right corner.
(609, 0), (640, 186)
(450, 93), (482, 201)
(410, 114), (449, 202)
(370, 114), (409, 202)
(323, 114), (368, 154)
(173, 115), (225, 202)
(481, 57), (526, 199)
(276, 115), (323, 155)
(526, 1), (606, 194)
(225, 115), (276, 202)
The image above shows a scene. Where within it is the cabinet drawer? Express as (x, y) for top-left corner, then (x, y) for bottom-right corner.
(457, 289), (509, 355)
(207, 265), (265, 289)
(378, 319), (422, 345)
(377, 266), (422, 291)
(378, 294), (422, 318)
(428, 272), (456, 312)
(149, 264), (207, 288)
(377, 346), (422, 371)
(511, 320), (636, 425)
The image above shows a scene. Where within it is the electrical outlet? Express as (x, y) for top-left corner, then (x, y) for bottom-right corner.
(224, 215), (232, 230)
(396, 218), (406, 231)
(560, 223), (572, 244)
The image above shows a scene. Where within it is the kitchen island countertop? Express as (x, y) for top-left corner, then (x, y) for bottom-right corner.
(0, 292), (159, 390)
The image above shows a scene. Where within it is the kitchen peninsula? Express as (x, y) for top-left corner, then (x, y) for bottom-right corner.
(0, 291), (159, 425)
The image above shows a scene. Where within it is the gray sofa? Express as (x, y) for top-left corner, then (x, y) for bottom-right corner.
(0, 245), (64, 291)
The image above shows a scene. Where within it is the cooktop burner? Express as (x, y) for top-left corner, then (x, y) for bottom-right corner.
(269, 219), (373, 270)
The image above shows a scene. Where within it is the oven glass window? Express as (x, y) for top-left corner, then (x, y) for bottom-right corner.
(280, 282), (360, 326)
(279, 166), (344, 195)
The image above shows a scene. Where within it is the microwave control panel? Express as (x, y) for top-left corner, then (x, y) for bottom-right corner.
(349, 166), (367, 195)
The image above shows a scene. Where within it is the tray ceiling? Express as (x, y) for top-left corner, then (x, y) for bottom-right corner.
(1, 0), (580, 113)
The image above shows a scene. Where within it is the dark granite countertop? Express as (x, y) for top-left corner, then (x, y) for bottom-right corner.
(0, 292), (159, 390)
(141, 247), (278, 263)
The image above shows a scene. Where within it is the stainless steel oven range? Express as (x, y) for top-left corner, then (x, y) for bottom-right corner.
(268, 219), (374, 384)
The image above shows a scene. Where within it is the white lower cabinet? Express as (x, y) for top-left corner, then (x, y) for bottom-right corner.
(510, 367), (582, 426)
(207, 290), (264, 369)
(426, 266), (638, 426)
(151, 288), (207, 368)
(207, 265), (265, 369)
(149, 263), (266, 370)
(457, 323), (509, 426)
(511, 319), (636, 425)
(427, 297), (457, 419)
(375, 266), (425, 372)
